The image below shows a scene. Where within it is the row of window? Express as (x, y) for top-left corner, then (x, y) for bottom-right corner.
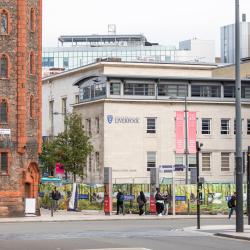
(147, 152), (238, 172)
(146, 117), (250, 135)
(87, 152), (100, 173)
(0, 7), (36, 36)
(109, 82), (250, 99)
(0, 52), (36, 79)
(0, 97), (35, 124)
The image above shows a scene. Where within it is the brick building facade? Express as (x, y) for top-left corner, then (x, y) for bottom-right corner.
(0, 0), (42, 217)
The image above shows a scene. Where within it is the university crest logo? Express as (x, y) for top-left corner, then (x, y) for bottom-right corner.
(107, 115), (113, 124)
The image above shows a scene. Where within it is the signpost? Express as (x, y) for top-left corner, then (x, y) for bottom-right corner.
(150, 168), (159, 214)
(247, 146), (250, 225)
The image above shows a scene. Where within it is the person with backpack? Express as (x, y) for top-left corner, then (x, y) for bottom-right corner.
(228, 192), (236, 219)
(116, 189), (124, 215)
(51, 187), (61, 212)
(137, 191), (147, 215)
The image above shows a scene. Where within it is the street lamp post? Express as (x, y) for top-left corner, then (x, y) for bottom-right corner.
(184, 95), (189, 185)
(235, 0), (244, 233)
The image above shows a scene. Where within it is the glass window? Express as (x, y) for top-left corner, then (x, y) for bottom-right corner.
(0, 55), (8, 78)
(0, 152), (8, 174)
(42, 57), (54, 67)
(221, 119), (230, 135)
(95, 117), (100, 134)
(30, 52), (34, 74)
(147, 118), (156, 134)
(202, 119), (211, 135)
(30, 8), (35, 31)
(191, 85), (221, 97)
(124, 83), (155, 96)
(95, 82), (106, 98)
(49, 100), (54, 135)
(0, 100), (7, 123)
(224, 85), (235, 98)
(158, 84), (187, 97)
(61, 97), (67, 115)
(75, 94), (79, 104)
(95, 152), (100, 172)
(86, 119), (91, 137)
(88, 154), (92, 172)
(247, 119), (250, 135)
(175, 155), (184, 165)
(110, 83), (120, 95)
(63, 57), (69, 68)
(221, 152), (230, 171)
(147, 151), (156, 171)
(1, 12), (8, 34)
(202, 153), (211, 171)
(242, 85), (250, 99)
(30, 96), (34, 118)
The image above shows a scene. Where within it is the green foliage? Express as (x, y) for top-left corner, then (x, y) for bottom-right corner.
(39, 140), (58, 175)
(40, 113), (93, 180)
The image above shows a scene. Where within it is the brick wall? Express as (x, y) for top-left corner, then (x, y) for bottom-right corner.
(0, 0), (41, 217)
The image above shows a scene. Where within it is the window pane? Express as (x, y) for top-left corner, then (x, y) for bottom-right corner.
(0, 56), (7, 78)
(248, 119), (250, 135)
(224, 86), (235, 98)
(1, 13), (7, 34)
(202, 153), (210, 171)
(110, 83), (120, 95)
(147, 151), (156, 171)
(1, 152), (8, 173)
(191, 85), (220, 97)
(202, 119), (211, 134)
(221, 152), (230, 171)
(221, 119), (230, 135)
(147, 118), (156, 133)
(0, 101), (7, 123)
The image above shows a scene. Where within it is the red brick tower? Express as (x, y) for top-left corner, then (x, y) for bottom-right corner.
(0, 0), (42, 217)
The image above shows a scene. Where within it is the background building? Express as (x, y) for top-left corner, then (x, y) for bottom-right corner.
(42, 34), (215, 76)
(221, 14), (250, 63)
(0, 0), (42, 217)
(42, 61), (250, 184)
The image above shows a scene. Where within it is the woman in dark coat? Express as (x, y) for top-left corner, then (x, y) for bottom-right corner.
(137, 191), (147, 215)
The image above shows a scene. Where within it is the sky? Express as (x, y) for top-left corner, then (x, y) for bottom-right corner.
(42, 0), (250, 55)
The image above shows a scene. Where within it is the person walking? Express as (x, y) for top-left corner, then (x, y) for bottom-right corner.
(137, 191), (147, 215)
(51, 187), (61, 212)
(228, 192), (236, 219)
(116, 189), (124, 215)
(155, 188), (164, 216)
(163, 191), (170, 215)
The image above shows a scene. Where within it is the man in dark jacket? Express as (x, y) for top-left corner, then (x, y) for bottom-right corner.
(116, 189), (124, 215)
(51, 187), (61, 211)
(228, 192), (236, 219)
(155, 188), (164, 216)
(137, 191), (147, 215)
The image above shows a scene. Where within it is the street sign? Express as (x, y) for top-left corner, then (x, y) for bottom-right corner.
(159, 164), (186, 172)
(0, 129), (11, 135)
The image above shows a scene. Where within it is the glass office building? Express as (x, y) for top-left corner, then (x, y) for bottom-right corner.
(42, 34), (215, 75)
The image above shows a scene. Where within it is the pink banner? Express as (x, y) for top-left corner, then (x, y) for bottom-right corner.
(188, 112), (196, 154)
(176, 111), (184, 154)
(55, 163), (64, 175)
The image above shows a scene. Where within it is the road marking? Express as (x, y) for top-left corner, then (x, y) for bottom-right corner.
(75, 249), (151, 250)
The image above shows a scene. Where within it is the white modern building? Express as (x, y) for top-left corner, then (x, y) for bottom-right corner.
(42, 34), (215, 76)
(221, 14), (250, 63)
(42, 61), (250, 184)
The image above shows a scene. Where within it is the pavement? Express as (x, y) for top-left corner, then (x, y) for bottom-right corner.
(1, 209), (250, 242)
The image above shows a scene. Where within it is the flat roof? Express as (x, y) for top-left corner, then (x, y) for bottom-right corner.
(58, 34), (148, 44)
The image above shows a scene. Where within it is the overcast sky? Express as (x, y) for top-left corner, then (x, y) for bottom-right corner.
(42, 0), (250, 55)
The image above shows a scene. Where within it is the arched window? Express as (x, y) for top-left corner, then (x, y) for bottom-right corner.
(30, 8), (35, 32)
(30, 51), (35, 74)
(0, 11), (8, 34)
(0, 54), (8, 78)
(30, 95), (35, 118)
(0, 99), (8, 123)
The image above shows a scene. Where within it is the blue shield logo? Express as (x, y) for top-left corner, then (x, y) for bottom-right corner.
(107, 115), (113, 124)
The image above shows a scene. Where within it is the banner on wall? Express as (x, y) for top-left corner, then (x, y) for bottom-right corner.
(188, 112), (196, 154)
(55, 163), (64, 175)
(176, 111), (184, 154)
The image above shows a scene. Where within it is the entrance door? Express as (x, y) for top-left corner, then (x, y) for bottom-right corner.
(25, 183), (31, 198)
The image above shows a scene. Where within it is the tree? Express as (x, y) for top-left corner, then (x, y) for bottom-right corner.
(53, 113), (93, 181)
(39, 139), (58, 176)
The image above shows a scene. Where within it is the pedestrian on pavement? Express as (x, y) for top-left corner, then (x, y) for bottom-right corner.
(163, 191), (170, 215)
(51, 187), (61, 211)
(137, 191), (147, 215)
(228, 192), (236, 219)
(155, 188), (164, 216)
(116, 189), (124, 215)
